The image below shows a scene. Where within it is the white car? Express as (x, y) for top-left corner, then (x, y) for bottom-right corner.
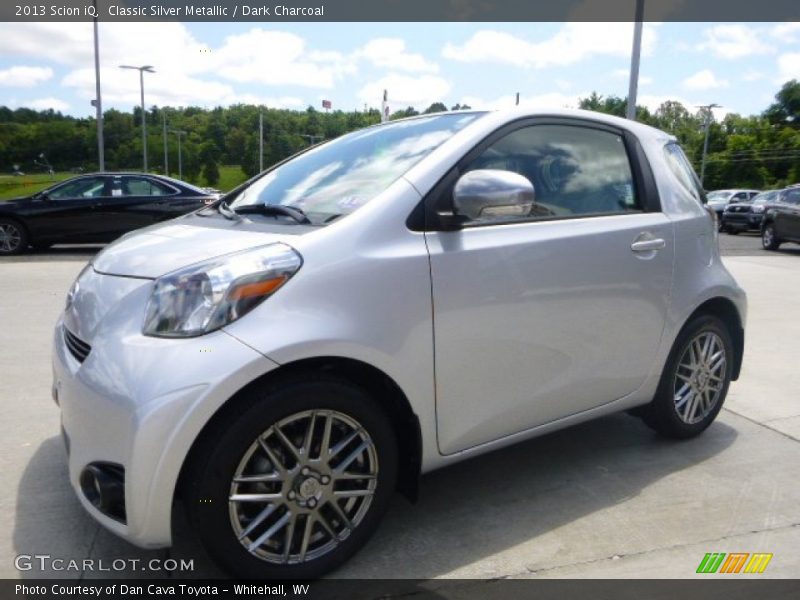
(53, 108), (746, 578)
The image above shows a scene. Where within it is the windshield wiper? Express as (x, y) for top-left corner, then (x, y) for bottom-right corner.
(217, 200), (242, 221)
(234, 204), (311, 225)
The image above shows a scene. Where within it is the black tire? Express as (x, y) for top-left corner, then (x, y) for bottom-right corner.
(184, 374), (398, 579)
(762, 223), (781, 251)
(728, 229), (739, 235)
(0, 218), (28, 256)
(639, 315), (734, 439)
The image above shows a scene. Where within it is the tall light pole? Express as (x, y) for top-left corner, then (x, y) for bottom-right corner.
(92, 0), (104, 171)
(170, 129), (187, 180)
(162, 110), (168, 175)
(259, 111), (264, 172)
(698, 103), (721, 187)
(626, 0), (645, 120)
(119, 64), (155, 172)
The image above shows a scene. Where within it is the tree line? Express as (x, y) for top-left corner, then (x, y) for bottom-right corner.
(0, 80), (797, 190)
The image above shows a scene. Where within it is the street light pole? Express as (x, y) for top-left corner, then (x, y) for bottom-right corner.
(162, 111), (168, 175)
(259, 111), (264, 172)
(92, 0), (104, 171)
(119, 64), (155, 172)
(698, 103), (721, 187)
(170, 129), (186, 180)
(626, 0), (645, 120)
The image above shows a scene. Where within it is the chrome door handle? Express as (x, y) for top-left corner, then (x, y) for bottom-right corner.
(631, 238), (666, 252)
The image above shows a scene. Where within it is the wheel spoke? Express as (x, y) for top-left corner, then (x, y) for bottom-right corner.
(233, 473), (282, 483)
(282, 512), (296, 562)
(333, 489), (373, 498)
(258, 437), (288, 475)
(335, 439), (371, 473)
(320, 412), (333, 460)
(298, 514), (315, 562)
(237, 503), (279, 541)
(248, 511), (291, 552)
(229, 493), (283, 502)
(273, 425), (301, 462)
(328, 430), (360, 461)
(302, 411), (316, 457)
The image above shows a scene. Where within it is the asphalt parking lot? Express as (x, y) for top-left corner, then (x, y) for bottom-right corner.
(1, 235), (799, 580)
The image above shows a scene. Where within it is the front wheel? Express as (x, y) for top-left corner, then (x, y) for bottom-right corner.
(639, 315), (734, 439)
(184, 376), (398, 579)
(762, 224), (781, 250)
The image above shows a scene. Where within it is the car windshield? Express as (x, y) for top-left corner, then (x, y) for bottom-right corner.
(228, 113), (484, 224)
(706, 192), (731, 202)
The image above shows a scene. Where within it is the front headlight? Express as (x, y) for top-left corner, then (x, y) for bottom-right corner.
(143, 243), (302, 338)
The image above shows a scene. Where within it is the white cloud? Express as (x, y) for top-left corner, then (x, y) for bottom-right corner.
(683, 69), (729, 91)
(772, 23), (800, 44)
(358, 74), (451, 110)
(442, 23), (657, 69)
(210, 29), (355, 89)
(742, 70), (765, 82)
(0, 66), (53, 87)
(611, 69), (652, 86)
(26, 97), (70, 112)
(697, 25), (773, 59)
(356, 38), (438, 73)
(777, 53), (800, 84)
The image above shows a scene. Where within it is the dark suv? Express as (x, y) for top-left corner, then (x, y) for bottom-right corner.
(761, 185), (800, 250)
(721, 190), (778, 233)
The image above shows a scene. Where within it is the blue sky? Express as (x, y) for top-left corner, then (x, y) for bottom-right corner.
(0, 22), (798, 120)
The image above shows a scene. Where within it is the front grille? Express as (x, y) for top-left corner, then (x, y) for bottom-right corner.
(63, 327), (91, 363)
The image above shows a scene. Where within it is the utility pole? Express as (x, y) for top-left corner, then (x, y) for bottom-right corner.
(92, 0), (104, 171)
(259, 111), (264, 172)
(698, 103), (721, 187)
(119, 64), (155, 172)
(626, 0), (645, 120)
(170, 129), (186, 180)
(515, 92), (519, 106)
(162, 110), (168, 175)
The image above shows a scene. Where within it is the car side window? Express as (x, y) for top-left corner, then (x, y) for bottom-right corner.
(122, 177), (174, 197)
(461, 124), (639, 223)
(733, 192), (747, 201)
(663, 143), (704, 204)
(785, 189), (800, 204)
(47, 177), (107, 200)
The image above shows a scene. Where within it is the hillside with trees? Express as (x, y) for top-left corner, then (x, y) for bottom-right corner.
(1, 80), (797, 191)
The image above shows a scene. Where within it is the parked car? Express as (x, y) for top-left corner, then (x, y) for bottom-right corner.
(53, 109), (746, 579)
(761, 185), (800, 250)
(0, 173), (216, 255)
(720, 189), (779, 233)
(706, 189), (760, 228)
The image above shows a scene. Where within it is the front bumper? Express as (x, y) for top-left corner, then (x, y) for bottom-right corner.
(53, 280), (278, 548)
(722, 212), (763, 231)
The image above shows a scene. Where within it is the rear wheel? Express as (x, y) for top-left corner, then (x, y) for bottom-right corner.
(184, 375), (398, 579)
(639, 315), (733, 439)
(0, 219), (28, 256)
(762, 224), (781, 250)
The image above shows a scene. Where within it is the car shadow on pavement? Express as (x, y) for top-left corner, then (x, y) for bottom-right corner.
(13, 414), (737, 579)
(2, 246), (103, 264)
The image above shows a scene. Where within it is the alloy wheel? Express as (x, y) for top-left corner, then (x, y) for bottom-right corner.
(673, 332), (727, 425)
(228, 409), (378, 565)
(0, 223), (22, 253)
(762, 226), (774, 248)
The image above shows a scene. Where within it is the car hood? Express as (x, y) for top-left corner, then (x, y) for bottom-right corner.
(92, 218), (304, 279)
(0, 196), (31, 210)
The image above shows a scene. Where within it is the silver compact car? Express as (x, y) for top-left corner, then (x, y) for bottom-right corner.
(53, 109), (746, 578)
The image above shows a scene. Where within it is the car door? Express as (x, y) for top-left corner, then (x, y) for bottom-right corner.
(425, 120), (674, 455)
(778, 188), (800, 240)
(29, 176), (109, 241)
(90, 175), (180, 239)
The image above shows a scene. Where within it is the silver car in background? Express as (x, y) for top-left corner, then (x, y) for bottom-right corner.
(53, 108), (746, 579)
